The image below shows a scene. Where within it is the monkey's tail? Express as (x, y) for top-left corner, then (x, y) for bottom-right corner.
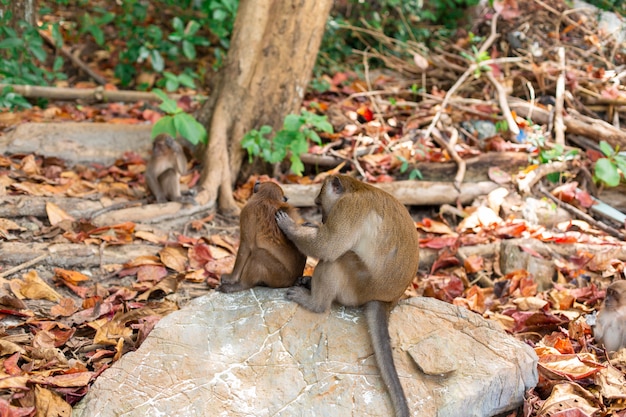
(364, 301), (410, 417)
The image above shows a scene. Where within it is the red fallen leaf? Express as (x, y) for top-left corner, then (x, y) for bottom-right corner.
(575, 188), (595, 208)
(0, 309), (32, 318)
(0, 398), (34, 417)
(586, 148), (603, 162)
(464, 255), (484, 273)
(493, 222), (526, 238)
(50, 298), (79, 317)
(188, 243), (213, 270)
(136, 265), (168, 282)
(552, 182), (578, 204)
(4, 352), (21, 376)
(519, 274), (538, 297)
(431, 253), (460, 274)
(422, 274), (465, 303)
(356, 106), (374, 122)
(419, 236), (458, 249)
(504, 309), (570, 333)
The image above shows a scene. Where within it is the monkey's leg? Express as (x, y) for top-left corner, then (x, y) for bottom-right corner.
(159, 169), (181, 201)
(364, 301), (409, 417)
(286, 260), (336, 313)
(146, 171), (166, 203)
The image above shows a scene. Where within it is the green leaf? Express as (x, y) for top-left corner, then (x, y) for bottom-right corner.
(178, 73), (196, 88)
(172, 17), (184, 33)
(152, 116), (177, 138)
(290, 135), (309, 156)
(0, 38), (22, 49)
(173, 112), (207, 145)
(409, 169), (423, 180)
(595, 158), (620, 187)
(289, 155), (304, 176)
(53, 56), (64, 72)
(185, 20), (201, 37)
(153, 89), (180, 114)
(28, 43), (47, 62)
(212, 9), (228, 21)
(306, 129), (321, 145)
(259, 125), (273, 135)
(283, 114), (304, 132)
(599, 141), (614, 157)
(90, 26), (105, 46)
(182, 40), (196, 60)
(150, 50), (165, 72)
(165, 78), (178, 92)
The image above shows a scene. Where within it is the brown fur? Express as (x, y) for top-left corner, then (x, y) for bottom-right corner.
(146, 134), (187, 203)
(218, 181), (307, 293)
(276, 174), (420, 417)
(595, 280), (626, 352)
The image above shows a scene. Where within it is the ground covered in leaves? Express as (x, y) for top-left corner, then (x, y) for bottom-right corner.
(2, 0), (626, 416)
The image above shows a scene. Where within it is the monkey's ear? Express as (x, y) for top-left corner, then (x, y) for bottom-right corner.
(283, 196), (288, 202)
(253, 181), (261, 193)
(331, 176), (344, 194)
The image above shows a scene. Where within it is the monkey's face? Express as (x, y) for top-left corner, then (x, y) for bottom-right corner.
(605, 281), (626, 311)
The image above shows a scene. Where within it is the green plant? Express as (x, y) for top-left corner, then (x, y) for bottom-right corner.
(151, 89), (207, 145)
(0, 12), (66, 109)
(396, 156), (423, 180)
(594, 141), (626, 187)
(241, 111), (334, 175)
(529, 136), (579, 183)
(156, 71), (197, 91)
(0, 86), (32, 109)
(168, 17), (210, 61)
(460, 46), (491, 77)
(79, 7), (115, 46)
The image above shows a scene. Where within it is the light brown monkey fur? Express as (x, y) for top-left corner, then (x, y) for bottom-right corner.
(595, 280), (626, 352)
(146, 134), (187, 203)
(275, 174), (419, 417)
(218, 181), (307, 293)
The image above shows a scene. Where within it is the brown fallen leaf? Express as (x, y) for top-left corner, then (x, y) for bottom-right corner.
(50, 298), (79, 317)
(9, 270), (61, 302)
(54, 268), (89, 285)
(159, 246), (187, 272)
(46, 201), (75, 226)
(34, 385), (72, 417)
(89, 316), (133, 346)
(137, 274), (182, 301)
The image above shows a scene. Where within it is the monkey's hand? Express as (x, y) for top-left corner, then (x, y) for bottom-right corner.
(275, 210), (297, 234)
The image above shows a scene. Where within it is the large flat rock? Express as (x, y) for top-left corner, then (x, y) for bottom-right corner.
(74, 289), (537, 417)
(1, 122), (152, 165)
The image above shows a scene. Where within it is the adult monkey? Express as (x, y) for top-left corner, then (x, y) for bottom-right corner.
(276, 174), (419, 417)
(595, 280), (626, 352)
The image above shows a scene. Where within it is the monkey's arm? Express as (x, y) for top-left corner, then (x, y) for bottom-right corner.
(276, 211), (355, 261)
(220, 240), (252, 285)
(146, 171), (166, 203)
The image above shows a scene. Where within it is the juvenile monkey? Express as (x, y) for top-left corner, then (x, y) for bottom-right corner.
(595, 280), (626, 352)
(275, 174), (419, 417)
(218, 181), (307, 293)
(146, 134), (187, 203)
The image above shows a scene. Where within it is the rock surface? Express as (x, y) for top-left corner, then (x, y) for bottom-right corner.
(1, 122), (152, 165)
(74, 289), (537, 417)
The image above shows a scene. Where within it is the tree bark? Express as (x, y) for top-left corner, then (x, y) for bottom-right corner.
(4, 0), (37, 27)
(196, 0), (333, 214)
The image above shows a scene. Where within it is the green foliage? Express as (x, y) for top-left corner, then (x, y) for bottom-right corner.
(0, 12), (66, 109)
(594, 141), (626, 187)
(241, 111), (334, 176)
(529, 136), (579, 183)
(460, 45), (491, 77)
(397, 156), (423, 180)
(316, 0), (480, 75)
(151, 89), (207, 145)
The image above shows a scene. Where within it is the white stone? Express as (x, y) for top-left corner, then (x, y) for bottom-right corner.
(74, 289), (537, 417)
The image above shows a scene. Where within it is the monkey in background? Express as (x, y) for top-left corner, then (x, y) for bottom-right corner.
(146, 134), (188, 203)
(218, 181), (307, 293)
(276, 174), (420, 417)
(595, 280), (626, 352)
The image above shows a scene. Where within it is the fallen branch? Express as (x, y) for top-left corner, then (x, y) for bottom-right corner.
(282, 180), (499, 207)
(0, 253), (49, 279)
(485, 71), (520, 136)
(0, 84), (203, 103)
(39, 30), (107, 85)
(431, 128), (466, 190)
(510, 98), (626, 149)
(539, 186), (626, 240)
(554, 47), (566, 145)
(516, 161), (573, 195)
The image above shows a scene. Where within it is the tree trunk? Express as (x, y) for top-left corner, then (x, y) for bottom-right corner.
(3, 0), (38, 27)
(196, 0), (333, 214)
